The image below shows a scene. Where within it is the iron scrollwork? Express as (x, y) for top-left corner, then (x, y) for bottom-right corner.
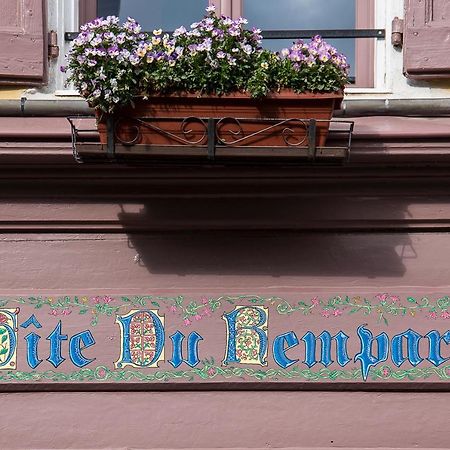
(215, 117), (309, 147)
(114, 116), (209, 146)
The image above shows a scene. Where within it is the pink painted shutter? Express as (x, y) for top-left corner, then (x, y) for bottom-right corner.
(404, 0), (450, 78)
(0, 0), (46, 84)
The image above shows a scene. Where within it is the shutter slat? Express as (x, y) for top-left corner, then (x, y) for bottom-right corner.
(0, 0), (45, 83)
(404, 0), (450, 78)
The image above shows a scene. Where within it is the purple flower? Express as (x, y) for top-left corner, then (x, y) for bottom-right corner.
(60, 65), (66, 73)
(212, 28), (224, 39)
(188, 44), (198, 54)
(129, 54), (140, 65)
(108, 44), (119, 56)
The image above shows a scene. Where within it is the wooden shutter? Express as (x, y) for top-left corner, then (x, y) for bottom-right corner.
(0, 0), (46, 84)
(404, 0), (450, 79)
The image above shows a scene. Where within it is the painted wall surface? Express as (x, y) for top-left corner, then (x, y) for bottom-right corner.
(1, 163), (450, 449)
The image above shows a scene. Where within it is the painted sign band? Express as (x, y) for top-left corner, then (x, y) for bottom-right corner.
(0, 293), (450, 384)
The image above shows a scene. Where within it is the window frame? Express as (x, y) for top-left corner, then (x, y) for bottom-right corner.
(78, 0), (378, 89)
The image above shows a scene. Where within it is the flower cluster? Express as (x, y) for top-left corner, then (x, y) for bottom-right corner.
(62, 15), (151, 112)
(273, 36), (349, 94)
(140, 5), (264, 96)
(64, 6), (349, 112)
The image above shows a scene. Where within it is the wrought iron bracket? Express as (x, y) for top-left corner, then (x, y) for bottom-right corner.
(67, 116), (354, 165)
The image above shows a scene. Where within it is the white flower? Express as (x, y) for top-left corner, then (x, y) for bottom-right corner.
(173, 26), (187, 37)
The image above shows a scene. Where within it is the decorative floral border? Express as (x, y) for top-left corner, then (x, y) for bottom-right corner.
(1, 362), (449, 383)
(1, 293), (450, 326)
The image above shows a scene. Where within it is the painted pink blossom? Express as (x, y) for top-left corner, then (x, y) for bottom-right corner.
(382, 367), (390, 377)
(92, 296), (102, 304)
(49, 309), (58, 316)
(194, 314), (202, 321)
(183, 318), (191, 326)
(428, 311), (438, 320)
(311, 297), (320, 306)
(202, 307), (211, 317)
(0, 314), (8, 324)
(321, 309), (331, 318)
(207, 367), (216, 377)
(201, 296), (209, 305)
(169, 305), (177, 313)
(390, 295), (401, 303)
(376, 293), (389, 302)
(103, 296), (114, 304)
(333, 309), (343, 317)
(441, 311), (450, 319)
(62, 309), (72, 316)
(97, 368), (107, 378)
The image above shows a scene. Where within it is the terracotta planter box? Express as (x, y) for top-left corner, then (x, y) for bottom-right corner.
(96, 90), (343, 154)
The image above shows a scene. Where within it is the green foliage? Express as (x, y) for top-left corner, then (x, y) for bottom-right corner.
(64, 6), (349, 112)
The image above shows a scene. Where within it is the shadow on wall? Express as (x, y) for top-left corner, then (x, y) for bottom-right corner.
(117, 196), (412, 277)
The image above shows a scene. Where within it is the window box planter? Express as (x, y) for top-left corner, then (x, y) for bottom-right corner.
(94, 90), (343, 156)
(65, 8), (351, 162)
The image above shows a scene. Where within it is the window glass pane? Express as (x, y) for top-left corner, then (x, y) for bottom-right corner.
(244, 0), (356, 77)
(97, 0), (208, 31)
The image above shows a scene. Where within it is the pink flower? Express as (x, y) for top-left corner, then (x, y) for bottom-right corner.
(97, 368), (107, 378)
(428, 311), (438, 320)
(441, 310), (450, 319)
(390, 295), (401, 303)
(169, 305), (177, 313)
(49, 309), (58, 316)
(201, 296), (209, 305)
(333, 309), (343, 317)
(62, 309), (72, 315)
(92, 296), (102, 304)
(376, 293), (389, 302)
(103, 296), (113, 304)
(382, 367), (390, 377)
(311, 296), (320, 306)
(194, 314), (202, 321)
(183, 318), (191, 326)
(321, 309), (331, 318)
(0, 314), (7, 324)
(202, 307), (211, 317)
(207, 367), (216, 377)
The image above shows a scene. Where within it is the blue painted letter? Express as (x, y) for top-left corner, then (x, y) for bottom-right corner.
(46, 321), (68, 368)
(354, 325), (389, 381)
(273, 331), (299, 368)
(223, 306), (268, 366)
(301, 330), (351, 368)
(391, 328), (423, 367)
(22, 314), (43, 369)
(425, 330), (450, 366)
(169, 331), (203, 368)
(115, 309), (165, 368)
(69, 330), (96, 367)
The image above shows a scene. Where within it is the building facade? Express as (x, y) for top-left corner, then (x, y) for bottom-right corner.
(1, 1), (450, 449)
